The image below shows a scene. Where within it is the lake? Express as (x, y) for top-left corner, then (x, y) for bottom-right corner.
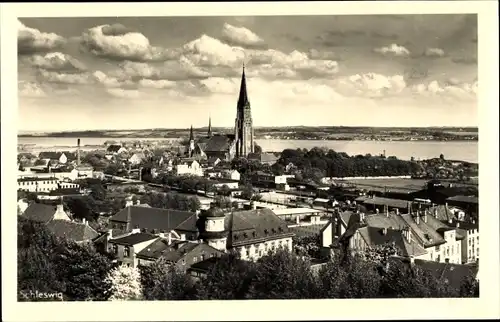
(17, 137), (478, 163)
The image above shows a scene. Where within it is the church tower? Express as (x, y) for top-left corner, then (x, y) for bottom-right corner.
(234, 64), (254, 158)
(188, 125), (195, 157)
(207, 115), (212, 137)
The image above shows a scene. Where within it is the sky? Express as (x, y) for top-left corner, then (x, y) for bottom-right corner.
(17, 15), (478, 132)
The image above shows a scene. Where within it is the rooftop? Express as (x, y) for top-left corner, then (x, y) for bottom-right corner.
(109, 232), (158, 246)
(446, 195), (478, 204)
(22, 203), (60, 223)
(46, 220), (99, 242)
(272, 208), (323, 216)
(355, 196), (410, 209)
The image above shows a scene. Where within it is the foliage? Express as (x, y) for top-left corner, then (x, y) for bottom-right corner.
(212, 195), (234, 209)
(195, 252), (256, 300)
(139, 258), (197, 300)
(240, 185), (262, 201)
(278, 147), (420, 179)
(139, 191), (201, 212)
(105, 265), (143, 301)
(17, 217), (115, 301)
(154, 174), (215, 193)
(293, 235), (322, 258)
(248, 249), (320, 299)
(64, 196), (98, 222)
(17, 190), (38, 202)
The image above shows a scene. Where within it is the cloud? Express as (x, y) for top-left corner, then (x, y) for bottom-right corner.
(106, 88), (142, 99)
(221, 23), (266, 48)
(80, 24), (178, 62)
(451, 56), (477, 65)
(21, 52), (86, 73)
(424, 47), (445, 57)
(93, 70), (135, 88)
(36, 69), (94, 85)
(18, 20), (66, 55)
(411, 79), (477, 99)
(182, 34), (245, 68)
(333, 73), (407, 98)
(138, 79), (177, 89)
(18, 81), (47, 98)
(374, 43), (410, 57)
(307, 49), (341, 61)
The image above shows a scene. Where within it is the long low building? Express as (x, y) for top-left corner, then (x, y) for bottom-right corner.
(272, 207), (325, 222)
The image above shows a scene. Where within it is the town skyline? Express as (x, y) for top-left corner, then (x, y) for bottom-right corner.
(18, 15), (477, 131)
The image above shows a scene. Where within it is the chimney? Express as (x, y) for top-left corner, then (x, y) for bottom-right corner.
(126, 206), (132, 231)
(407, 202), (411, 215)
(424, 210), (428, 223)
(167, 232), (172, 245)
(382, 227), (388, 235)
(296, 215), (300, 224)
(456, 222), (460, 228)
(82, 218), (87, 225)
(395, 208), (399, 215)
(136, 199), (140, 205)
(107, 229), (113, 241)
(77, 138), (81, 166)
(434, 207), (438, 218)
(448, 218), (453, 224)
(416, 214), (420, 225)
(180, 234), (186, 241)
(125, 198), (134, 207)
(410, 255), (415, 266)
(376, 208), (380, 214)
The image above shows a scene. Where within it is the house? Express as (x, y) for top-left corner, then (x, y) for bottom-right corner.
(17, 176), (59, 193)
(212, 179), (239, 190)
(107, 144), (127, 155)
(447, 219), (479, 264)
(187, 256), (245, 279)
(129, 152), (146, 165)
(21, 202), (72, 223)
(38, 152), (68, 164)
(175, 159), (203, 177)
(355, 195), (411, 213)
(17, 152), (36, 165)
(222, 169), (241, 181)
(327, 208), (464, 264)
(272, 207), (325, 223)
(197, 206), (295, 260)
(17, 199), (30, 215)
(107, 232), (160, 267)
(136, 239), (223, 270)
(45, 219), (99, 244)
(108, 206), (199, 240)
(75, 163), (94, 178)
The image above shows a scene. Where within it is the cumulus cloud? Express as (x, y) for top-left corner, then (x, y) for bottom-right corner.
(373, 43), (410, 56)
(451, 55), (477, 65)
(182, 34), (245, 68)
(221, 23), (266, 48)
(22, 52), (86, 73)
(80, 24), (178, 62)
(307, 49), (341, 61)
(18, 20), (66, 55)
(411, 79), (477, 99)
(18, 81), (47, 98)
(93, 70), (135, 88)
(334, 73), (407, 98)
(36, 69), (94, 85)
(424, 47), (445, 57)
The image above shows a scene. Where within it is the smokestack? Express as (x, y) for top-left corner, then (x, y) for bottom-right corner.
(77, 138), (81, 166)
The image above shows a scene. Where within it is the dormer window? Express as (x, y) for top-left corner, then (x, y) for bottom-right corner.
(278, 227), (283, 232)
(271, 228), (276, 233)
(264, 229), (269, 234)
(243, 232), (248, 238)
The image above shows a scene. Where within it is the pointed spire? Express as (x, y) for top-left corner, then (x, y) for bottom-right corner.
(237, 63), (249, 109)
(207, 115), (212, 137)
(189, 125), (194, 141)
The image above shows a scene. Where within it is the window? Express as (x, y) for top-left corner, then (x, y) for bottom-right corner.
(193, 256), (198, 263)
(200, 254), (205, 261)
(181, 259), (186, 265)
(477, 248), (479, 256)
(112, 244), (118, 254)
(435, 245), (440, 251)
(124, 246), (130, 257)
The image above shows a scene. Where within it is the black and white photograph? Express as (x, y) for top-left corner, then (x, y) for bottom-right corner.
(2, 1), (499, 321)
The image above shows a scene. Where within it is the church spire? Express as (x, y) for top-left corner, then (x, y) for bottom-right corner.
(207, 115), (212, 137)
(189, 125), (194, 141)
(237, 63), (249, 110)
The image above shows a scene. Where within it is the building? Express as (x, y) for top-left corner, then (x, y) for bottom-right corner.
(108, 206), (200, 240)
(21, 202), (72, 223)
(175, 159), (203, 177)
(272, 207), (325, 223)
(136, 239), (223, 270)
(107, 232), (160, 267)
(38, 152), (69, 164)
(327, 208), (464, 264)
(212, 179), (239, 190)
(129, 152), (146, 165)
(18, 177), (59, 192)
(45, 219), (99, 244)
(197, 206), (295, 260)
(107, 144), (128, 155)
(450, 220), (479, 264)
(355, 195), (411, 214)
(184, 65), (254, 161)
(74, 163), (94, 178)
(248, 152), (279, 165)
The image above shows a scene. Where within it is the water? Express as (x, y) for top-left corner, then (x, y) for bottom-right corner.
(17, 137), (478, 163)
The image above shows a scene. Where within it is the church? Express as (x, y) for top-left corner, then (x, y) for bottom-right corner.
(186, 65), (255, 161)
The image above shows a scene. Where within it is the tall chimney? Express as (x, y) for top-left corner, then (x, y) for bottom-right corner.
(77, 138), (81, 166)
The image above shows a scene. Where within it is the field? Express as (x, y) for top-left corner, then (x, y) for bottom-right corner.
(341, 178), (478, 192)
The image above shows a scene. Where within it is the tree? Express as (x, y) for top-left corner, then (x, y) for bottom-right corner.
(439, 153), (445, 160)
(105, 265), (143, 301)
(139, 258), (196, 300)
(254, 142), (263, 154)
(196, 252), (256, 300)
(318, 252), (382, 299)
(64, 197), (98, 222)
(248, 249), (319, 299)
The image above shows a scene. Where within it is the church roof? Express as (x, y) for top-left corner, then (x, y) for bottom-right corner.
(237, 65), (250, 110)
(204, 134), (235, 152)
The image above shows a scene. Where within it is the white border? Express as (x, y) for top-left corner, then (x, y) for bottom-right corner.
(2, 2), (499, 321)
